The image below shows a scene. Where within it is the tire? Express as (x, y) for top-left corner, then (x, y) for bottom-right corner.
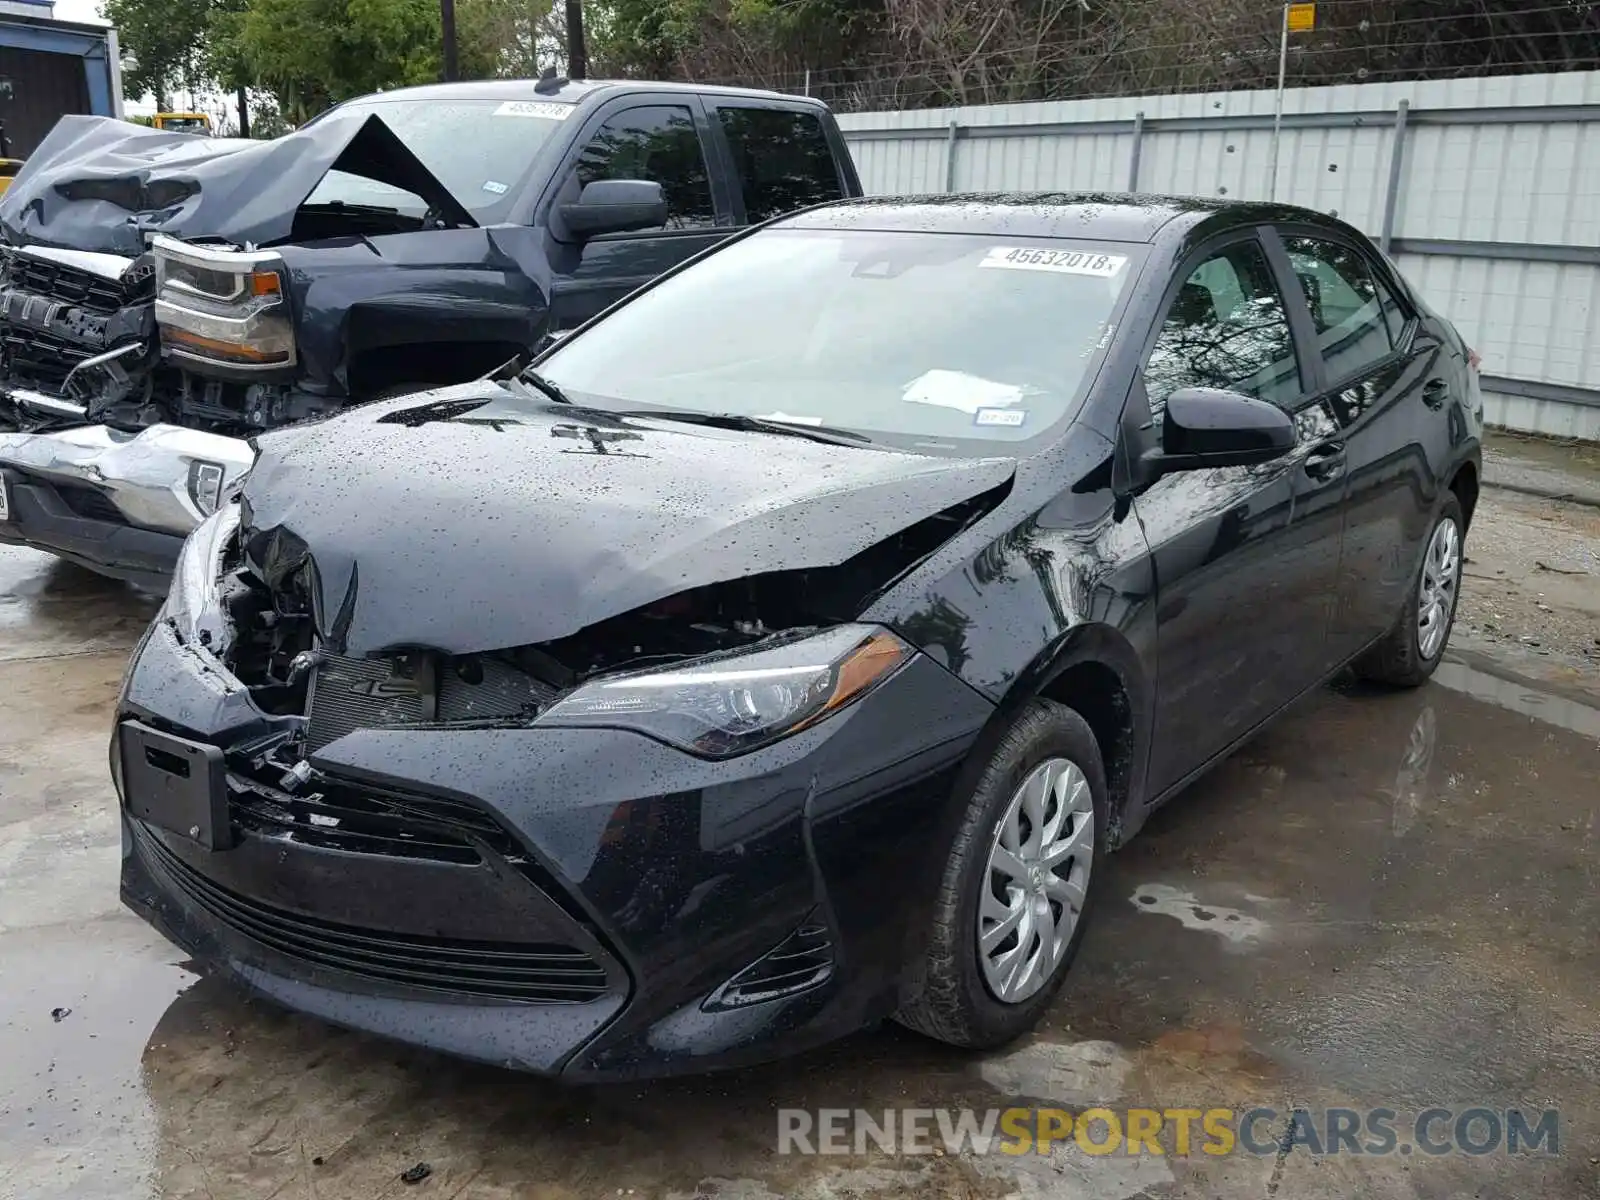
(895, 698), (1108, 1050)
(1353, 494), (1465, 688)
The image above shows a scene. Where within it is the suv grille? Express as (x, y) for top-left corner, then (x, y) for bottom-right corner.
(145, 834), (610, 1002)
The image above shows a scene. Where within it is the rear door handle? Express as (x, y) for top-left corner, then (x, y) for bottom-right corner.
(1304, 442), (1346, 483)
(1422, 378), (1449, 409)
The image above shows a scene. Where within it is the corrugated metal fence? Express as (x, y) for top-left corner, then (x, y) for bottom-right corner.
(837, 70), (1600, 441)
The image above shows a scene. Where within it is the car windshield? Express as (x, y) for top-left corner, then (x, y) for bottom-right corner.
(538, 228), (1144, 456)
(304, 97), (572, 218)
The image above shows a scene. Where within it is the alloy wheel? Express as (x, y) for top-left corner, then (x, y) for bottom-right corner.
(1417, 516), (1461, 661)
(977, 757), (1094, 1004)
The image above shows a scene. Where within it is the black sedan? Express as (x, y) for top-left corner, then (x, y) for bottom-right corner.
(113, 194), (1482, 1078)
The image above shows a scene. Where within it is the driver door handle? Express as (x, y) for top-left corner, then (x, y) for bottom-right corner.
(1304, 442), (1346, 483)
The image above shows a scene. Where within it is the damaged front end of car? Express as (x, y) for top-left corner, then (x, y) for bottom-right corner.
(154, 472), (1007, 795)
(113, 403), (1015, 1073)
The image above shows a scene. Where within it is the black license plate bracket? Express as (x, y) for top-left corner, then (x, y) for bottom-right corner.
(119, 720), (232, 851)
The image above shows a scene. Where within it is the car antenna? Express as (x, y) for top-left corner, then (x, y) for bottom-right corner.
(534, 66), (569, 95)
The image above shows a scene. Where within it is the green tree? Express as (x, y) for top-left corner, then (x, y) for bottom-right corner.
(105, 0), (216, 108)
(234, 0), (551, 123)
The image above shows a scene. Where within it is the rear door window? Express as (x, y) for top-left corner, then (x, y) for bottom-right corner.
(1283, 236), (1407, 382)
(716, 106), (843, 224)
(574, 105), (716, 231)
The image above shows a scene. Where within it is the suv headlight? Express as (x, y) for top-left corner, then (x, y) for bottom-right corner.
(535, 624), (912, 758)
(152, 234), (295, 370)
(162, 501), (241, 646)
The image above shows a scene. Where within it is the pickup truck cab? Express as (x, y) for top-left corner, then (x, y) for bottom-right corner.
(0, 76), (862, 588)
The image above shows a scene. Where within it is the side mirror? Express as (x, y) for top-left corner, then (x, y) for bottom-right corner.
(1142, 387), (1296, 478)
(559, 179), (667, 238)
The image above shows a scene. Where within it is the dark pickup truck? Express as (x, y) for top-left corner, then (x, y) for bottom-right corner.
(0, 76), (862, 588)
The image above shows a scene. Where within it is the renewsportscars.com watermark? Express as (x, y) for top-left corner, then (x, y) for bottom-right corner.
(777, 1107), (1561, 1158)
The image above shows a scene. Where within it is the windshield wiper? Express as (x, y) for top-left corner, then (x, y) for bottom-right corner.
(515, 367), (574, 405)
(615, 409), (872, 447)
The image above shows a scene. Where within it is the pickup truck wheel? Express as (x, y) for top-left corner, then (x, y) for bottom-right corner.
(1353, 494), (1465, 688)
(895, 698), (1107, 1050)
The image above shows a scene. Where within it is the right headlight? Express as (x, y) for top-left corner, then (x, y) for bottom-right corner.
(535, 624), (912, 758)
(152, 234), (296, 371)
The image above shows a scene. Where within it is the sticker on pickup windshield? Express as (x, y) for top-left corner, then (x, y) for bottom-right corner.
(493, 100), (573, 119)
(482, 180), (509, 194)
(981, 247), (1127, 277)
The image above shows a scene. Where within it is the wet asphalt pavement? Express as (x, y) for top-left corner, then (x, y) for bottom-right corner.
(3, 485), (1599, 1200)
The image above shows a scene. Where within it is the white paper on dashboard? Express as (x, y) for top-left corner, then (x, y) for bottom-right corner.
(902, 369), (1025, 415)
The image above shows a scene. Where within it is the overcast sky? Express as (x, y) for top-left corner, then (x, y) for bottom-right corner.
(54, 0), (107, 23)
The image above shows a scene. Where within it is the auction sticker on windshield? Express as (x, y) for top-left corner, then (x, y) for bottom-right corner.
(494, 100), (573, 119)
(981, 247), (1126, 277)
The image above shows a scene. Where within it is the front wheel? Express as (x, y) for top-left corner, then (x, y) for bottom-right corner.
(1353, 494), (1465, 687)
(895, 699), (1108, 1049)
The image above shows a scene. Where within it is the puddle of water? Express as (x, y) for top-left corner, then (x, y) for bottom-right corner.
(0, 926), (197, 1200)
(0, 547), (159, 661)
(1128, 884), (1270, 945)
(1433, 656), (1600, 742)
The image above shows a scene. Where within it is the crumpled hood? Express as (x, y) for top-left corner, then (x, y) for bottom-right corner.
(240, 382), (1016, 656)
(0, 112), (475, 256)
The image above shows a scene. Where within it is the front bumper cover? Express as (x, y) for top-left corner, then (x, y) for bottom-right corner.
(117, 620), (994, 1078)
(0, 420), (254, 585)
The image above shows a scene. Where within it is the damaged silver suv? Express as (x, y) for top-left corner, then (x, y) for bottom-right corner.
(0, 75), (860, 589)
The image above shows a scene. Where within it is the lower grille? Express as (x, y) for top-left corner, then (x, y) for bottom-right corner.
(57, 484), (126, 525)
(227, 763), (521, 867)
(145, 833), (610, 1003)
(703, 913), (834, 1010)
(306, 653), (558, 752)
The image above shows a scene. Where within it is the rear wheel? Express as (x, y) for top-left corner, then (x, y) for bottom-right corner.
(1353, 494), (1465, 687)
(895, 699), (1107, 1049)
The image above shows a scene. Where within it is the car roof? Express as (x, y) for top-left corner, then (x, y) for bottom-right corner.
(779, 193), (1325, 244)
(344, 77), (826, 109)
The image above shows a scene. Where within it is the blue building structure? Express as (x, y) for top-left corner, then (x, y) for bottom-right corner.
(0, 0), (122, 158)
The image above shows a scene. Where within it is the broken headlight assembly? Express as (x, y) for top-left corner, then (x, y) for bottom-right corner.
(161, 500), (241, 648)
(152, 235), (296, 371)
(535, 624), (912, 758)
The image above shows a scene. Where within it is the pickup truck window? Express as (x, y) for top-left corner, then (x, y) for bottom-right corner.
(717, 107), (842, 223)
(308, 97), (569, 219)
(575, 105), (716, 231)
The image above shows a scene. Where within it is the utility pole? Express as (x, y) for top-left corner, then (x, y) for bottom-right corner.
(1269, 3), (1316, 202)
(441, 0), (459, 81)
(237, 86), (250, 138)
(1268, 4), (1289, 202)
(566, 0), (588, 80)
